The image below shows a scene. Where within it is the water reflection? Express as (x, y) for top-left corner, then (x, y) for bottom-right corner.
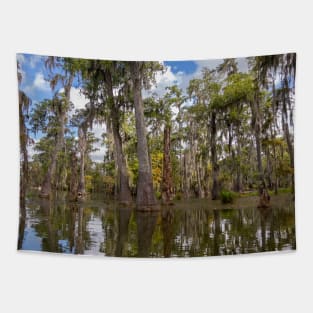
(17, 201), (26, 250)
(213, 210), (221, 256)
(18, 197), (296, 257)
(115, 207), (132, 257)
(137, 211), (158, 257)
(162, 207), (174, 257)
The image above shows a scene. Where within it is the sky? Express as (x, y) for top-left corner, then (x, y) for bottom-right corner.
(17, 53), (248, 162)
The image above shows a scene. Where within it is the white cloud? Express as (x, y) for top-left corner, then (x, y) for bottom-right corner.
(91, 122), (106, 139)
(145, 60), (223, 99)
(33, 73), (50, 90)
(16, 54), (26, 82)
(29, 55), (42, 68)
(68, 88), (106, 162)
(89, 122), (107, 163)
(90, 145), (106, 163)
(144, 65), (182, 98)
(70, 87), (89, 110)
(236, 57), (249, 73)
(155, 65), (179, 87)
(195, 57), (248, 73)
(145, 57), (249, 99)
(195, 59), (223, 71)
(27, 139), (38, 161)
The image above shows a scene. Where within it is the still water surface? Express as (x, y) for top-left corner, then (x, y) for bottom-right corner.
(18, 195), (296, 257)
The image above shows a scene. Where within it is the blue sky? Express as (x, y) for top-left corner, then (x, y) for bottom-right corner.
(17, 55), (203, 129)
(17, 55), (225, 107)
(17, 55), (201, 100)
(17, 53), (82, 103)
(17, 54), (52, 102)
(17, 55), (204, 103)
(164, 61), (198, 75)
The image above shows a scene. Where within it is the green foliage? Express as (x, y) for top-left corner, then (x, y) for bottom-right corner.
(174, 192), (182, 200)
(85, 175), (93, 192)
(128, 158), (138, 188)
(151, 152), (163, 190)
(20, 53), (295, 202)
(220, 190), (237, 204)
(223, 73), (254, 105)
(155, 191), (162, 200)
(103, 176), (115, 194)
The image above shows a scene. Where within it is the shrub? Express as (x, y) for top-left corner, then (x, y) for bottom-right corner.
(174, 192), (182, 200)
(220, 190), (236, 204)
(155, 191), (162, 200)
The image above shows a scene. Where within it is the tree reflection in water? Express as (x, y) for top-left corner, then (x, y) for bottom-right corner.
(136, 211), (158, 257)
(17, 200), (26, 250)
(161, 206), (174, 257)
(18, 196), (296, 257)
(115, 207), (132, 257)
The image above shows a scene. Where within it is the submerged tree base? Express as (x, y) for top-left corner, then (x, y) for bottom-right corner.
(161, 201), (175, 206)
(66, 192), (86, 203)
(257, 188), (271, 208)
(39, 192), (50, 199)
(118, 199), (134, 207)
(136, 204), (161, 212)
(77, 191), (86, 201)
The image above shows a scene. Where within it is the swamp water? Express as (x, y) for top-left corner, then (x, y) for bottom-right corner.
(18, 194), (296, 257)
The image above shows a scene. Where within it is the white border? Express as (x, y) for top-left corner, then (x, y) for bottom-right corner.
(0, 1), (312, 312)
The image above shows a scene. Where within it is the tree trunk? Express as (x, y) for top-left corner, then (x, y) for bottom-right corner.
(196, 159), (204, 198)
(266, 145), (273, 190)
(282, 92), (294, 194)
(40, 135), (59, 198)
(183, 151), (190, 198)
(130, 62), (157, 209)
(203, 160), (210, 198)
(228, 124), (236, 191)
(112, 112), (132, 204)
(271, 79), (278, 195)
(272, 142), (278, 195)
(20, 152), (28, 202)
(40, 75), (73, 198)
(234, 139), (241, 192)
(77, 127), (86, 200)
(19, 99), (28, 202)
(161, 124), (174, 204)
(251, 94), (270, 208)
(69, 151), (78, 201)
(211, 111), (219, 200)
(104, 70), (132, 204)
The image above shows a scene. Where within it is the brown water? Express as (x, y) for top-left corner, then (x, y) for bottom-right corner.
(18, 194), (296, 257)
